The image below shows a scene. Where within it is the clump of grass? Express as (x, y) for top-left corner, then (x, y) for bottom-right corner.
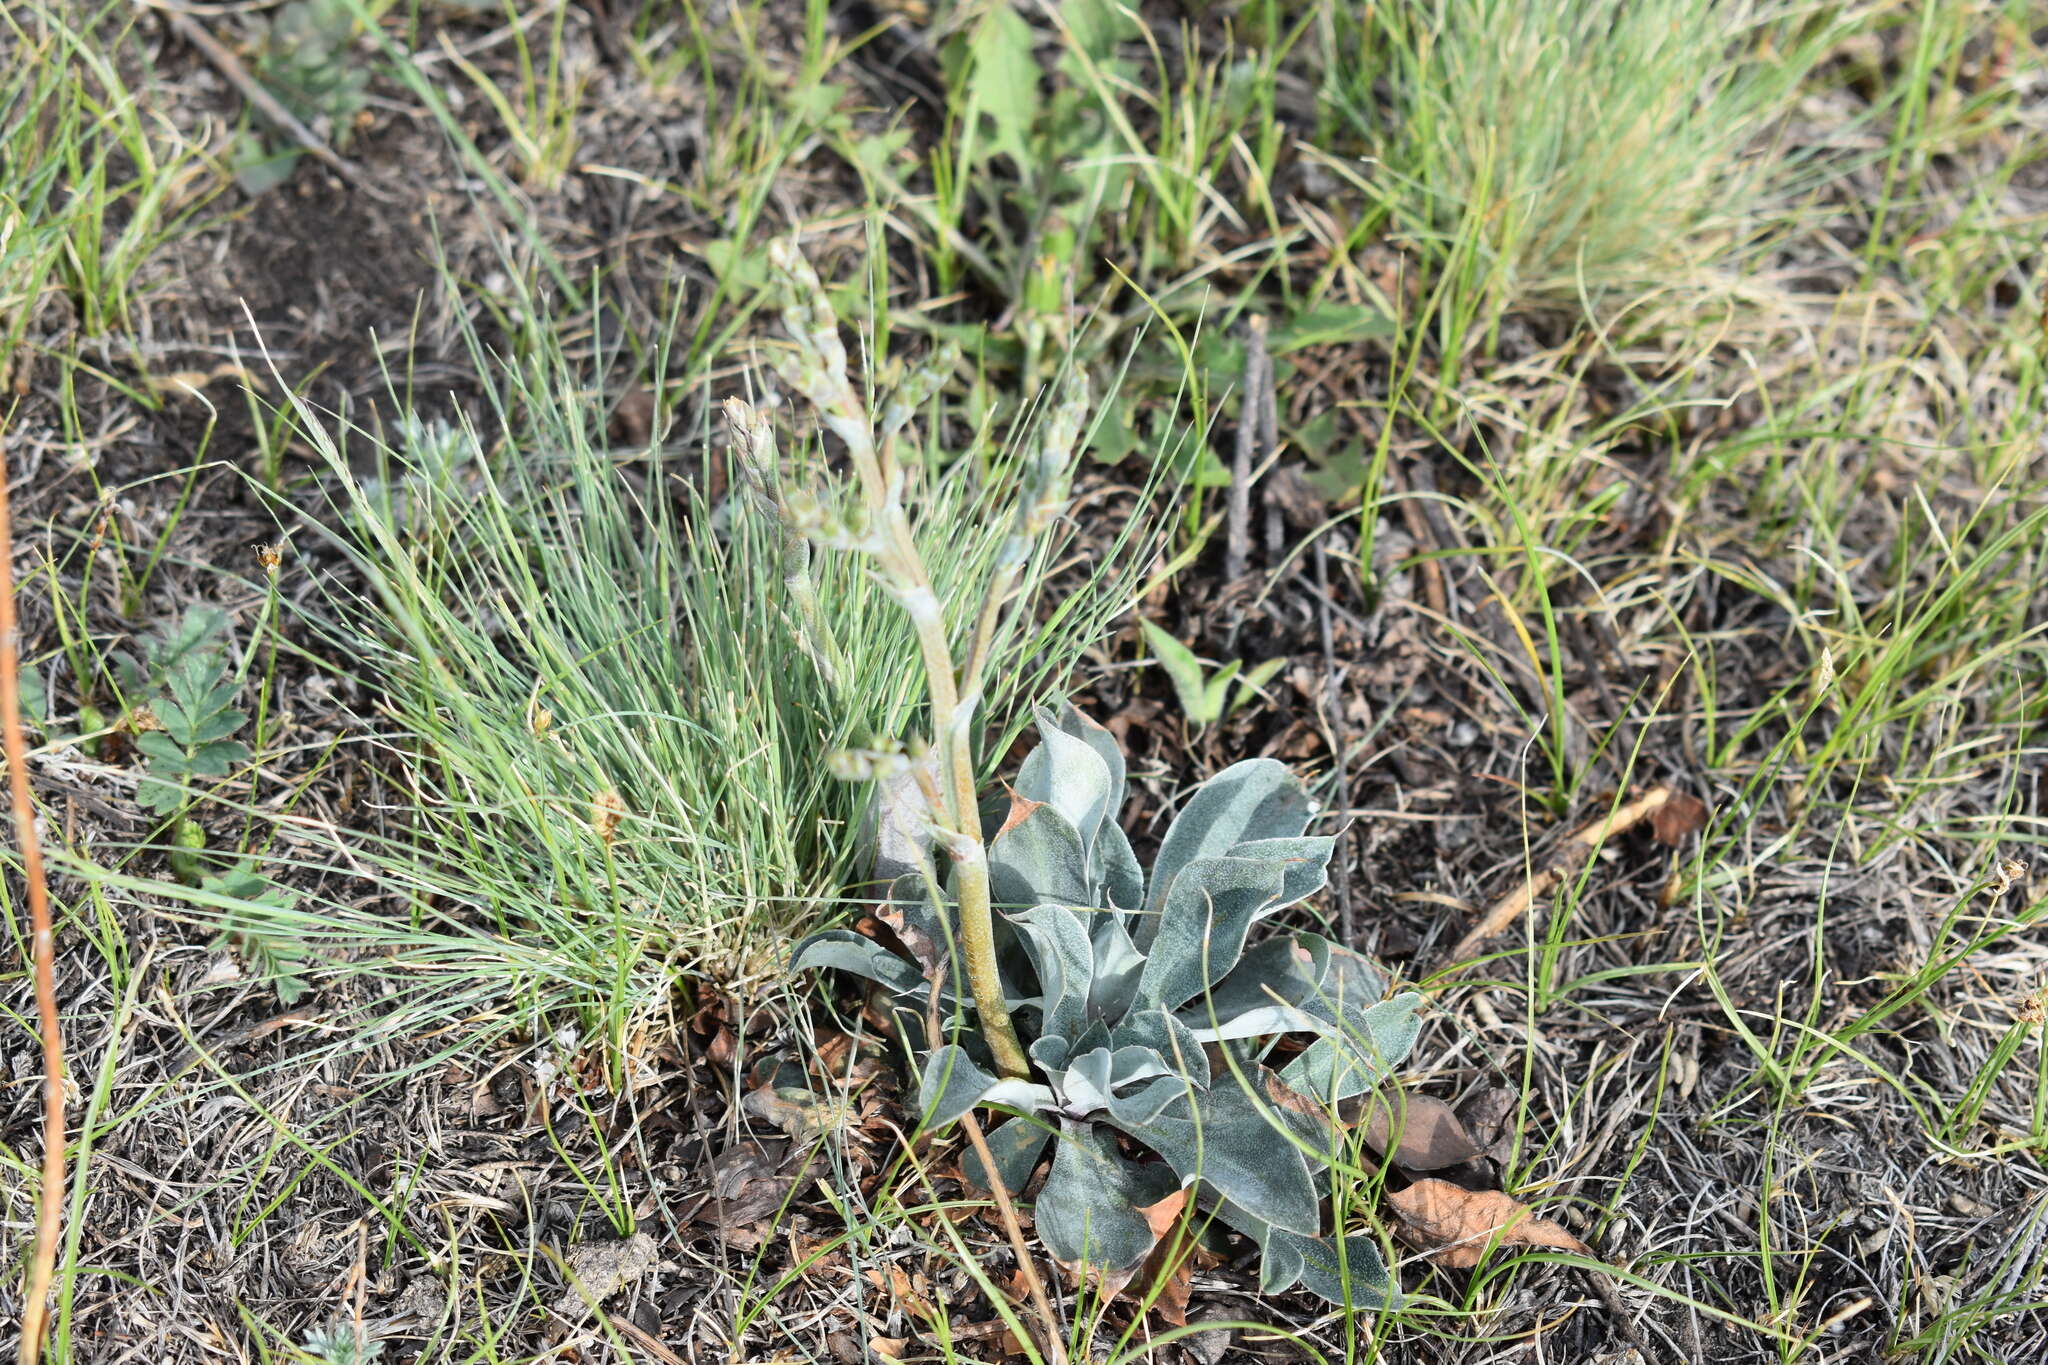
(264, 283), (1159, 1053)
(0, 2), (219, 348)
(1320, 0), (1854, 328)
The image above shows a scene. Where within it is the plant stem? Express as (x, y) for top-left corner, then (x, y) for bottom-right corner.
(0, 435), (65, 1365)
(767, 239), (1029, 1079)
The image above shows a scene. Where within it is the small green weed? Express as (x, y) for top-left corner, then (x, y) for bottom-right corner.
(133, 654), (250, 817)
(204, 863), (316, 1005)
(234, 0), (372, 194)
(1139, 617), (1284, 729)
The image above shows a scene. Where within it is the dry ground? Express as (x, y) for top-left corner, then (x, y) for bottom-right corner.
(3, 3), (2046, 1364)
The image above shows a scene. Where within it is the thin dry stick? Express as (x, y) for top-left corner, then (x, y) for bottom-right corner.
(1447, 786), (1675, 963)
(959, 1112), (1068, 1365)
(1311, 541), (1356, 945)
(1, 440), (65, 1365)
(154, 5), (364, 184)
(920, 974), (1066, 1365)
(1224, 315), (1268, 583)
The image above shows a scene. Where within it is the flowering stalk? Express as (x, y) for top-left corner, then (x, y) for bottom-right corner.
(723, 397), (846, 692)
(764, 239), (1037, 1080)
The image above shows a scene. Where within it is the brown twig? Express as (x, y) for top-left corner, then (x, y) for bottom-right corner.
(153, 5), (364, 185)
(1312, 541), (1356, 945)
(918, 972), (1065, 1364)
(1224, 315), (1269, 583)
(1, 438), (65, 1365)
(959, 1112), (1068, 1365)
(1447, 786), (1676, 963)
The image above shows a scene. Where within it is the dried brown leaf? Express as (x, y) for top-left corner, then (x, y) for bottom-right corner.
(1387, 1179), (1589, 1268)
(1650, 791), (1709, 845)
(1360, 1091), (1485, 1171)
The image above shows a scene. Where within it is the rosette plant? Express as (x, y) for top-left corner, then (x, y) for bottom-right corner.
(747, 236), (1422, 1306)
(797, 704), (1425, 1303)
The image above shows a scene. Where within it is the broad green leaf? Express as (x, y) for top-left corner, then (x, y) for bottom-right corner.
(961, 4), (1042, 172)
(919, 1045), (1056, 1127)
(1034, 1120), (1168, 1271)
(1229, 656), (1289, 716)
(1139, 619), (1218, 726)
(1270, 302), (1397, 352)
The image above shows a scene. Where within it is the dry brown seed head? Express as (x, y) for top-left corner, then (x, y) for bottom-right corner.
(591, 788), (626, 845)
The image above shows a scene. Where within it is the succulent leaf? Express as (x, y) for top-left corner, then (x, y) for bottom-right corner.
(1119, 1082), (1321, 1237)
(1140, 758), (1314, 946)
(790, 929), (931, 999)
(1277, 992), (1426, 1103)
(1034, 1120), (1172, 1271)
(988, 801), (1090, 909)
(1136, 856), (1292, 1010)
(963, 1115), (1055, 1195)
(1009, 903), (1095, 1041)
(1084, 910), (1146, 1019)
(919, 1045), (1057, 1125)
(1016, 723), (1115, 852)
(1108, 1004), (1209, 1088)
(797, 702), (1424, 1304)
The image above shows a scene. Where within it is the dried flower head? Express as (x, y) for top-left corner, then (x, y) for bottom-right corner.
(591, 788), (626, 846)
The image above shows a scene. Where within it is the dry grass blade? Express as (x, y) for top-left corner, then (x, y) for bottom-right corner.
(0, 437), (65, 1365)
(1448, 785), (1684, 963)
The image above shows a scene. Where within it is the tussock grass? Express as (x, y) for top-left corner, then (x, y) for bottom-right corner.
(259, 290), (1163, 1044)
(1319, 0), (1858, 330)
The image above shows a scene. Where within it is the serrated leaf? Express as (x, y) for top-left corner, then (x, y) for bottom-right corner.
(185, 739), (249, 776)
(136, 775), (185, 814)
(153, 699), (195, 743)
(190, 709), (249, 745)
(134, 730), (185, 764)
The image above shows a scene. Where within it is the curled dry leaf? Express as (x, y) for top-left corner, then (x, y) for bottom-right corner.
(1360, 1091), (1485, 1171)
(1387, 1179), (1589, 1269)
